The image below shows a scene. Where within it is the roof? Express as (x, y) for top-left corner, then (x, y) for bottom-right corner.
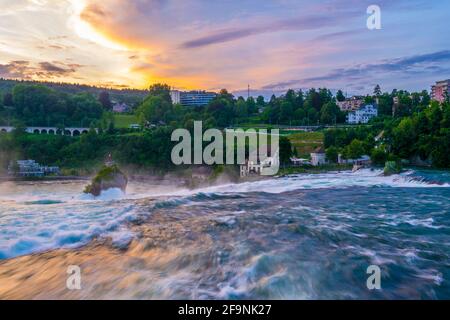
(312, 146), (325, 153)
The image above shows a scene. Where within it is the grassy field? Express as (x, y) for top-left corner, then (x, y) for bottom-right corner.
(287, 131), (324, 158)
(223, 128), (324, 158)
(114, 114), (139, 129)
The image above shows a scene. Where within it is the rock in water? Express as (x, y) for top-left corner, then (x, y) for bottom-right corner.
(84, 165), (128, 196)
(383, 161), (402, 176)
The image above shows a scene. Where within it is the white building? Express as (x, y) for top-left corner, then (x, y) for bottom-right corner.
(8, 160), (60, 177)
(290, 157), (311, 166)
(170, 90), (181, 104)
(170, 90), (216, 107)
(347, 104), (378, 124)
(338, 154), (371, 165)
(310, 147), (327, 166)
(240, 149), (279, 177)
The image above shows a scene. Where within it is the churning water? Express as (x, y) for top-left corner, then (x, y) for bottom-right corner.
(0, 169), (449, 299)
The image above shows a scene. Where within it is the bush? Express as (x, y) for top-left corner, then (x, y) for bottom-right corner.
(325, 146), (339, 163)
(371, 148), (388, 165)
(384, 160), (402, 176)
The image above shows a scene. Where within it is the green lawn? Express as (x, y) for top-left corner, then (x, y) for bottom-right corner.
(287, 131), (324, 157)
(114, 114), (139, 129)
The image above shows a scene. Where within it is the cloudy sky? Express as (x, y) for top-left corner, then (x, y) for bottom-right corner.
(0, 0), (449, 96)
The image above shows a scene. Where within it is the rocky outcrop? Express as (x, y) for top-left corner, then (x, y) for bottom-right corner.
(83, 165), (128, 196)
(383, 161), (402, 176)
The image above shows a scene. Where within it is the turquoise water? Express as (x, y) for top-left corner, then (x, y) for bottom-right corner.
(0, 169), (449, 299)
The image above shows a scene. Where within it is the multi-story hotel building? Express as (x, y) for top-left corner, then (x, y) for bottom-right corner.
(431, 79), (450, 103)
(337, 96), (365, 112)
(170, 90), (217, 107)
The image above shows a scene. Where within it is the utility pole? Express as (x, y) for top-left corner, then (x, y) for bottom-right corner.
(248, 84), (250, 100)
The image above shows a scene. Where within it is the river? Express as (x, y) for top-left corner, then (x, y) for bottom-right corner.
(0, 168), (449, 299)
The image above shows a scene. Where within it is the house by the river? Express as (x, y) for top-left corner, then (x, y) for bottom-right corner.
(8, 160), (60, 177)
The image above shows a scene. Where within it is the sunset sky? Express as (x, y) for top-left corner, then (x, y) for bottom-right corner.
(0, 0), (449, 96)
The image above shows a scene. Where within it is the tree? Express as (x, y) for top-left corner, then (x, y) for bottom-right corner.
(8, 83), (105, 127)
(420, 90), (430, 106)
(307, 108), (318, 124)
(98, 91), (112, 110)
(256, 96), (265, 110)
(279, 101), (293, 123)
(344, 139), (365, 159)
(373, 84), (382, 96)
(295, 90), (304, 109)
(336, 90), (345, 102)
(279, 136), (293, 164)
(236, 97), (248, 118)
(3, 92), (13, 106)
(294, 108), (306, 124)
(364, 95), (375, 104)
(377, 94), (393, 116)
(392, 118), (417, 158)
(69, 93), (103, 124)
(426, 102), (442, 132)
(246, 96), (257, 114)
(148, 83), (172, 104)
(431, 129), (450, 167)
(320, 101), (341, 125)
(216, 89), (234, 103)
(304, 88), (321, 111)
(136, 95), (172, 125)
(285, 89), (296, 106)
(318, 88), (333, 106)
(371, 148), (387, 165)
(325, 146), (339, 163)
(11, 120), (27, 138)
(394, 95), (413, 117)
(207, 97), (235, 128)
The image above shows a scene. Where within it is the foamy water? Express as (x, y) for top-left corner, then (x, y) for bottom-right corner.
(194, 169), (450, 195)
(0, 169), (448, 260)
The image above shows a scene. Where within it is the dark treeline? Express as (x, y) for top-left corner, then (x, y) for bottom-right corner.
(261, 88), (346, 125)
(1, 80), (433, 129)
(0, 84), (106, 127)
(0, 123), (293, 175)
(0, 78), (148, 121)
(133, 84), (432, 129)
(0, 127), (176, 175)
(134, 85), (347, 128)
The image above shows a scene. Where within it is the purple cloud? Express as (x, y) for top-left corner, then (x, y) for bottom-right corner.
(0, 61), (81, 79)
(262, 50), (450, 90)
(180, 14), (353, 49)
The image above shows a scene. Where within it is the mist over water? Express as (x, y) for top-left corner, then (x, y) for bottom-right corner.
(0, 169), (449, 299)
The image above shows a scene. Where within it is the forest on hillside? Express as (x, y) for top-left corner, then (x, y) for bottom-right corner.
(0, 81), (449, 173)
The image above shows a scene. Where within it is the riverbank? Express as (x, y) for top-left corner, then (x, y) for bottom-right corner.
(278, 164), (353, 176)
(0, 175), (90, 182)
(0, 165), (356, 188)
